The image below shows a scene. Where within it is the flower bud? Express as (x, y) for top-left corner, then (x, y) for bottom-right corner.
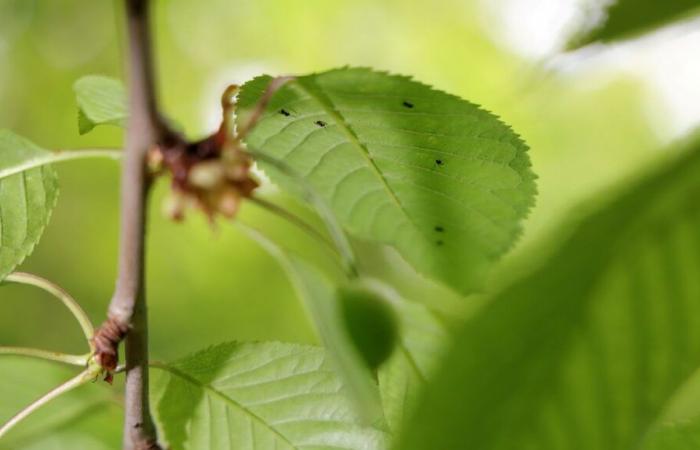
(163, 192), (186, 221)
(189, 161), (225, 189)
(217, 187), (241, 219)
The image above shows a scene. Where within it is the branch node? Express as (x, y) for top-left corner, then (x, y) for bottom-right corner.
(92, 316), (129, 376)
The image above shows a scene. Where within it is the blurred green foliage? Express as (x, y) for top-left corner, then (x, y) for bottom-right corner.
(401, 135), (700, 450)
(569, 0), (700, 48)
(0, 0), (678, 447)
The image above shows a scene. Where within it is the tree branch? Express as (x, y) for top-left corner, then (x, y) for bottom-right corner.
(95, 0), (164, 448)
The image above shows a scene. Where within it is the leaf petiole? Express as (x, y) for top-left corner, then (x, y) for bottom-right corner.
(247, 196), (343, 261)
(0, 347), (89, 367)
(3, 273), (95, 346)
(0, 368), (95, 439)
(0, 148), (121, 180)
(246, 150), (359, 278)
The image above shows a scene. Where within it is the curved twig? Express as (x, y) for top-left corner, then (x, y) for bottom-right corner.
(245, 149), (359, 278)
(3, 272), (95, 345)
(0, 369), (93, 439)
(247, 196), (340, 258)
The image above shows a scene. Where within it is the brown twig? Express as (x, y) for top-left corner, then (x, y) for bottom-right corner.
(92, 0), (167, 448)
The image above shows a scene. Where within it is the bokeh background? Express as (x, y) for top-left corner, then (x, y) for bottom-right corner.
(1, 0), (699, 447)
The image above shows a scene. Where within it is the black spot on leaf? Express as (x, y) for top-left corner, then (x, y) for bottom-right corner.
(315, 120), (327, 127)
(435, 226), (444, 232)
(279, 109), (291, 116)
(435, 159), (444, 166)
(403, 101), (414, 108)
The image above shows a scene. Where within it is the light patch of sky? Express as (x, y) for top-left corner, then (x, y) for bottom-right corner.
(479, 0), (700, 141)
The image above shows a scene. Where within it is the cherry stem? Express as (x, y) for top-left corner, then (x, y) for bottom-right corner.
(0, 149), (121, 179)
(0, 347), (89, 367)
(0, 369), (94, 439)
(3, 272), (95, 347)
(246, 150), (359, 278)
(248, 196), (341, 258)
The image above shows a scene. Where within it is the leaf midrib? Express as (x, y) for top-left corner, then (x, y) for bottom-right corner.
(292, 80), (427, 245)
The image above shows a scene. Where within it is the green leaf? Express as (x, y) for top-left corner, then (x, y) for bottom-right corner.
(378, 297), (448, 433)
(569, 0), (700, 48)
(338, 282), (399, 370)
(399, 137), (700, 450)
(73, 75), (127, 135)
(238, 225), (386, 424)
(0, 130), (58, 281)
(153, 342), (387, 450)
(643, 419), (700, 450)
(236, 67), (536, 295)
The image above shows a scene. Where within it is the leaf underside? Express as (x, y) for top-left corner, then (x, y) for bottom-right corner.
(153, 342), (387, 450)
(0, 130), (58, 281)
(378, 298), (448, 433)
(400, 138), (700, 450)
(73, 75), (127, 135)
(237, 67), (536, 295)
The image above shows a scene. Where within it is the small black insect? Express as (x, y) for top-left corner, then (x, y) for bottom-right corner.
(435, 159), (444, 166)
(403, 101), (414, 108)
(315, 120), (327, 127)
(434, 226), (444, 233)
(279, 109), (291, 116)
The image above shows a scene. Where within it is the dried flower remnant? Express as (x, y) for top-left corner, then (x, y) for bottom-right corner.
(154, 84), (259, 223)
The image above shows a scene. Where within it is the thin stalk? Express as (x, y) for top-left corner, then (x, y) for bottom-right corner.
(246, 149), (359, 278)
(236, 76), (294, 141)
(0, 346), (88, 366)
(0, 149), (121, 179)
(247, 196), (340, 258)
(0, 370), (92, 439)
(4, 272), (94, 344)
(52, 149), (122, 162)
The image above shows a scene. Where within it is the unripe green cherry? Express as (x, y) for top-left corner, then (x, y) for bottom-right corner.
(337, 281), (399, 369)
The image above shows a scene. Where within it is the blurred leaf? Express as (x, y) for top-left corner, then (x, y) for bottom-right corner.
(0, 130), (58, 281)
(644, 418), (700, 450)
(73, 75), (127, 135)
(399, 137), (700, 450)
(237, 67), (536, 295)
(338, 282), (399, 370)
(153, 342), (387, 450)
(241, 226), (385, 424)
(0, 358), (121, 449)
(12, 433), (114, 450)
(378, 298), (449, 433)
(569, 0), (700, 48)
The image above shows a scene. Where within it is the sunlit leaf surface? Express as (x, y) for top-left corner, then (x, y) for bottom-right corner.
(237, 68), (536, 295)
